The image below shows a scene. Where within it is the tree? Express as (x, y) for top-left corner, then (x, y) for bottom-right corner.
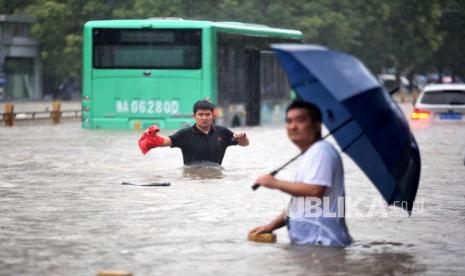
(20, 0), (124, 95)
(347, 0), (443, 91)
(427, 0), (465, 80)
(4, 0), (464, 98)
(0, 0), (35, 14)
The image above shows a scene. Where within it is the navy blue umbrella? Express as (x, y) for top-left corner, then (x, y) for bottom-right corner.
(271, 44), (420, 213)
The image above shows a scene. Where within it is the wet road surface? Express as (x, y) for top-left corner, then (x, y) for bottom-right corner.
(1, 104), (465, 275)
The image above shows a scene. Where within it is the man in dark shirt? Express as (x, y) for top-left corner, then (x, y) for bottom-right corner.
(138, 100), (249, 165)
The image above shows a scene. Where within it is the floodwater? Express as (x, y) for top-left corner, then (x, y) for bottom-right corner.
(1, 104), (465, 275)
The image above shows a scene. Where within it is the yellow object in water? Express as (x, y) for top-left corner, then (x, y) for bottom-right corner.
(248, 232), (277, 243)
(97, 271), (133, 276)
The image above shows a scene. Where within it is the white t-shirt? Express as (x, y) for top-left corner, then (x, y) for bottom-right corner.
(286, 140), (352, 247)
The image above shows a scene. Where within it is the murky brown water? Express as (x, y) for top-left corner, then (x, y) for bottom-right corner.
(1, 104), (465, 275)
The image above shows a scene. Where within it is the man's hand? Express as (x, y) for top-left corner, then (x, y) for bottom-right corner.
(233, 131), (246, 140)
(248, 224), (274, 236)
(249, 211), (287, 236)
(255, 174), (279, 189)
(146, 125), (160, 135)
(138, 125), (165, 154)
(233, 131), (249, 146)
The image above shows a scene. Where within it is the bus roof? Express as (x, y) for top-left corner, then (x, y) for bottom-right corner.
(84, 19), (303, 39)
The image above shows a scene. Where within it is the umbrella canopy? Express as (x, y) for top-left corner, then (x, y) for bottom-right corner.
(272, 44), (420, 213)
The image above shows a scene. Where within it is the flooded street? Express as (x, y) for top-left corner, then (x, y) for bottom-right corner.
(1, 103), (465, 275)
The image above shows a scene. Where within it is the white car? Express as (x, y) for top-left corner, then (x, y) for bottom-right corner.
(412, 83), (465, 123)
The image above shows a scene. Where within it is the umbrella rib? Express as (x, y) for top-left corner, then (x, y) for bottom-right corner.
(292, 79), (319, 89)
(322, 117), (354, 140)
(341, 132), (364, 152)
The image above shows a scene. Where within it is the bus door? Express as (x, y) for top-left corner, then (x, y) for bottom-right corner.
(245, 49), (290, 126)
(245, 48), (261, 126)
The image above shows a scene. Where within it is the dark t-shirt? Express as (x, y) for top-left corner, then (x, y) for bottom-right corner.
(169, 124), (238, 165)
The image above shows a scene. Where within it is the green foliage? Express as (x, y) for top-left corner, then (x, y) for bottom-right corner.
(0, 0), (34, 14)
(3, 0), (465, 94)
(428, 0), (465, 78)
(385, 0), (442, 73)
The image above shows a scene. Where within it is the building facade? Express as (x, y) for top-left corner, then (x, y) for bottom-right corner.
(0, 15), (42, 101)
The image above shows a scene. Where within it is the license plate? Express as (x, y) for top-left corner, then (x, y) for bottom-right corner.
(438, 112), (463, 120)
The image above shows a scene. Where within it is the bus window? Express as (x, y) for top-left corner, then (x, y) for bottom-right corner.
(92, 29), (202, 69)
(82, 20), (303, 129)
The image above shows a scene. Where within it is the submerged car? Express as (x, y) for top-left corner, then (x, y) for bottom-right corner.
(411, 83), (465, 123)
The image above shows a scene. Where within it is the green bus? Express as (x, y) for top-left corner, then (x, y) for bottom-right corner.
(82, 19), (303, 129)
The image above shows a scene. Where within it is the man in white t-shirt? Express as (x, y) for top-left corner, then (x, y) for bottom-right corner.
(249, 100), (352, 247)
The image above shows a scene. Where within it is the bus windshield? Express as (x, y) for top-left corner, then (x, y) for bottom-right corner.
(92, 28), (202, 69)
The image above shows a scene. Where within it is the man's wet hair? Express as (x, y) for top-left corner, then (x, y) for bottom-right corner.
(286, 100), (322, 122)
(193, 100), (215, 113)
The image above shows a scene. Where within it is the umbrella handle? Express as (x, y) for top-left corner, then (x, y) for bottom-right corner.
(389, 86), (399, 95)
(251, 170), (279, 190)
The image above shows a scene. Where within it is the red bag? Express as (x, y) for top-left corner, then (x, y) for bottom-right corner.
(138, 125), (164, 154)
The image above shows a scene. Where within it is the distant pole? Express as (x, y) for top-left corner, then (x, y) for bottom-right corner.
(51, 101), (61, 124)
(4, 103), (15, 127)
